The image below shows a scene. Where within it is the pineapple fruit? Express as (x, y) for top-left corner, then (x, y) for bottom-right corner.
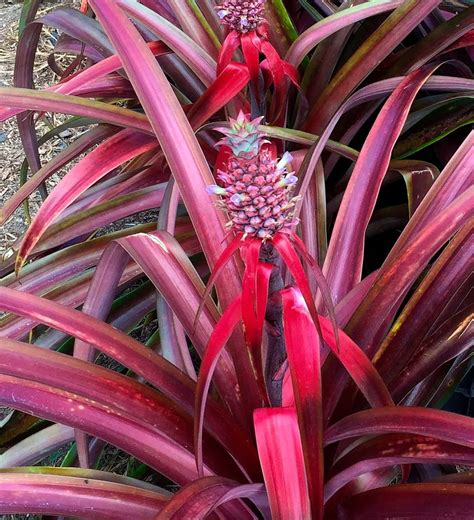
(208, 112), (298, 240)
(216, 0), (266, 33)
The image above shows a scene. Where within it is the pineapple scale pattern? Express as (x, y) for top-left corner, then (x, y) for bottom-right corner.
(208, 112), (298, 240)
(216, 0), (266, 33)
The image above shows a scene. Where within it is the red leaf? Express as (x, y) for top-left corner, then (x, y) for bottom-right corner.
(241, 239), (262, 342)
(217, 30), (241, 75)
(326, 433), (474, 502)
(116, 0), (216, 85)
(323, 64), (443, 304)
(0, 472), (168, 519)
(188, 63), (250, 129)
(319, 315), (394, 413)
(272, 232), (323, 338)
(0, 375), (199, 483)
(254, 408), (311, 520)
(281, 287), (324, 519)
(326, 407), (474, 448)
(0, 337), (243, 480)
(241, 251), (272, 404)
(335, 483), (474, 519)
(88, 4), (248, 350)
(16, 130), (157, 271)
(260, 40), (287, 123)
(194, 232), (243, 331)
(241, 32), (261, 100)
(273, 233), (390, 412)
(286, 231), (339, 351)
(155, 476), (255, 520)
(285, 0), (405, 68)
(194, 295), (243, 477)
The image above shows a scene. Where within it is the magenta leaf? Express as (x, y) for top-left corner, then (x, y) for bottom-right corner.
(0, 286), (200, 414)
(323, 64), (443, 304)
(16, 129), (157, 269)
(325, 433), (474, 501)
(375, 220), (473, 390)
(88, 0), (257, 410)
(117, 0), (216, 84)
(281, 287), (324, 519)
(335, 483), (474, 519)
(254, 408), (311, 520)
(194, 294), (243, 477)
(188, 63), (250, 128)
(326, 407), (474, 448)
(286, 0), (404, 67)
(155, 476), (255, 520)
(347, 187), (474, 357)
(0, 374), (201, 483)
(0, 87), (151, 129)
(0, 338), (243, 480)
(305, 0), (443, 133)
(0, 471), (168, 519)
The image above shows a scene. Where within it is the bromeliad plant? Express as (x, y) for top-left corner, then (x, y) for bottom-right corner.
(0, 0), (473, 518)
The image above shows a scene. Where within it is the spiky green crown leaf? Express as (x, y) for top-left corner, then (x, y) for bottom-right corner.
(215, 111), (268, 159)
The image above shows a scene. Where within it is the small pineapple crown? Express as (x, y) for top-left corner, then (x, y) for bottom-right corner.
(215, 111), (268, 159)
(216, 0), (266, 33)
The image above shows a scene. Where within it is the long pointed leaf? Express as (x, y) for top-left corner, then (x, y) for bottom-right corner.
(0, 286), (198, 412)
(0, 375), (205, 483)
(375, 221), (473, 384)
(274, 236), (393, 412)
(0, 472), (168, 519)
(35, 186), (165, 254)
(325, 407), (474, 448)
(347, 188), (473, 357)
(117, 0), (216, 84)
(335, 483), (474, 520)
(0, 87), (151, 129)
(254, 408), (311, 520)
(194, 295), (243, 477)
(88, 0), (258, 410)
(156, 476), (255, 520)
(305, 0), (442, 133)
(323, 64), (442, 304)
(325, 433), (474, 501)
(286, 0), (403, 67)
(16, 130), (157, 269)
(0, 338), (242, 480)
(0, 42), (168, 122)
(281, 287), (324, 519)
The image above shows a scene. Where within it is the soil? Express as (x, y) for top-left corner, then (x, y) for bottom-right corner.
(0, 2), (23, 258)
(0, 0), (78, 259)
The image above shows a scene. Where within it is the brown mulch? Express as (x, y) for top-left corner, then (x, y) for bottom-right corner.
(0, 0), (79, 259)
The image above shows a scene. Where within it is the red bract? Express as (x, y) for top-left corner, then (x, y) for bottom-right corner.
(216, 1), (299, 122)
(0, 0), (472, 518)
